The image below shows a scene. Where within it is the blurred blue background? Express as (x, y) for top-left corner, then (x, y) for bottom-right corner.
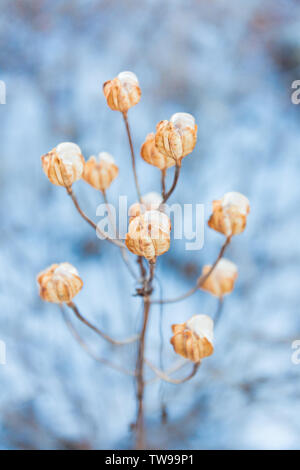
(1, 0), (300, 450)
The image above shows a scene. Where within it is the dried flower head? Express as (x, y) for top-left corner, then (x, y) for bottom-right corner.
(129, 192), (163, 221)
(208, 191), (250, 237)
(83, 152), (118, 191)
(125, 210), (171, 261)
(141, 132), (175, 170)
(200, 258), (238, 297)
(103, 71), (141, 113)
(37, 262), (83, 304)
(170, 314), (214, 362)
(41, 142), (85, 188)
(155, 112), (197, 164)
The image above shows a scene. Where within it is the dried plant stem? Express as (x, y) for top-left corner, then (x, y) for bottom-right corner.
(160, 164), (181, 206)
(67, 301), (139, 345)
(151, 236), (231, 305)
(122, 111), (142, 202)
(144, 359), (200, 384)
(61, 306), (136, 376)
(135, 259), (156, 449)
(66, 186), (124, 248)
(161, 169), (166, 199)
(135, 295), (151, 449)
(146, 359), (188, 385)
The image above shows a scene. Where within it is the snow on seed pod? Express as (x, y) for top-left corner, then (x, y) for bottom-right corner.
(170, 314), (214, 362)
(155, 112), (197, 164)
(41, 142), (85, 188)
(208, 191), (250, 237)
(103, 71), (141, 113)
(37, 263), (83, 304)
(83, 152), (118, 191)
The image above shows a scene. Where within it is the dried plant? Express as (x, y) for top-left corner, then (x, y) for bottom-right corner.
(37, 71), (250, 449)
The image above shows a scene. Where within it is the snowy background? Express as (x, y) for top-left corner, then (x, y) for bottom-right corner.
(1, 0), (300, 449)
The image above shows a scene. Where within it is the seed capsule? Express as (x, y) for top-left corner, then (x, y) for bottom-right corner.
(37, 263), (83, 304)
(170, 314), (214, 362)
(125, 210), (171, 261)
(155, 112), (197, 164)
(103, 71), (141, 113)
(208, 191), (250, 237)
(200, 258), (238, 297)
(141, 133), (175, 170)
(41, 142), (85, 188)
(83, 152), (118, 191)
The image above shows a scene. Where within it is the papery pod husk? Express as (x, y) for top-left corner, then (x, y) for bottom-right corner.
(41, 149), (84, 188)
(170, 323), (213, 362)
(125, 212), (171, 261)
(200, 264), (237, 297)
(83, 156), (119, 191)
(103, 77), (141, 113)
(155, 120), (197, 163)
(37, 264), (83, 304)
(208, 200), (248, 237)
(141, 133), (175, 170)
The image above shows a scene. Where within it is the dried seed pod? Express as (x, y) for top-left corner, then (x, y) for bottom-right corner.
(83, 152), (118, 191)
(103, 71), (141, 113)
(208, 191), (250, 237)
(37, 263), (83, 304)
(200, 258), (238, 297)
(155, 112), (197, 164)
(125, 210), (171, 261)
(141, 133), (175, 170)
(41, 142), (85, 188)
(170, 314), (214, 362)
(129, 192), (163, 222)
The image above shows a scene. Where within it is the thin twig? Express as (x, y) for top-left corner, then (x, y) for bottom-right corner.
(67, 302), (139, 346)
(161, 169), (166, 199)
(61, 306), (136, 376)
(66, 186), (124, 248)
(122, 111), (142, 202)
(144, 359), (200, 384)
(160, 164), (181, 206)
(146, 359), (188, 385)
(151, 236), (231, 305)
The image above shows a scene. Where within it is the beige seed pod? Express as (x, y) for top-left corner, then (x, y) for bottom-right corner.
(83, 152), (118, 191)
(155, 113), (197, 164)
(140, 133), (175, 170)
(129, 192), (163, 222)
(170, 314), (214, 362)
(103, 71), (141, 113)
(200, 258), (238, 297)
(208, 191), (250, 237)
(41, 142), (85, 188)
(37, 262), (83, 304)
(125, 210), (171, 261)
